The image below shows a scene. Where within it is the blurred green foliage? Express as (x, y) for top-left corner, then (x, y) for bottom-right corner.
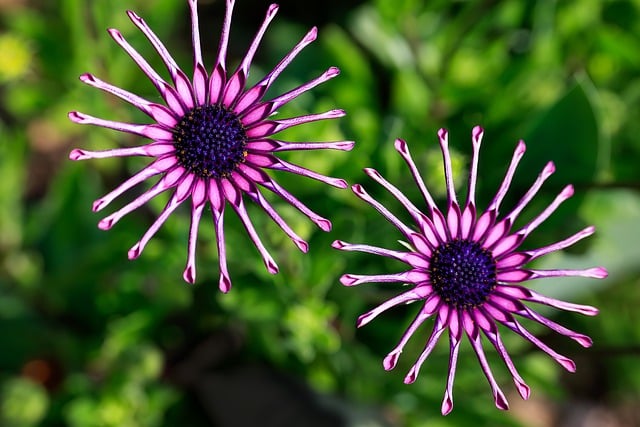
(0, 0), (639, 426)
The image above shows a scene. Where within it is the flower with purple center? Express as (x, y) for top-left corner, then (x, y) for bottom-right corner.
(333, 126), (607, 414)
(68, 0), (353, 291)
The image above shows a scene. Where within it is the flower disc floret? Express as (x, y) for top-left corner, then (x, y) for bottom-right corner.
(430, 239), (496, 309)
(174, 105), (247, 179)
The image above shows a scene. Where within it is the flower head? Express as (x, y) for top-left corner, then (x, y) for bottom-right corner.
(333, 126), (607, 414)
(69, 0), (353, 291)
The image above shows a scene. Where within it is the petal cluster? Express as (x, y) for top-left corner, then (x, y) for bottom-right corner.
(334, 126), (607, 414)
(69, 0), (353, 291)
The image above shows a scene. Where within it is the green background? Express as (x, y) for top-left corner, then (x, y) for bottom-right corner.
(1, 0), (639, 425)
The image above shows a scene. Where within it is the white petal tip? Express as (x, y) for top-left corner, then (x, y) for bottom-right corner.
(334, 179), (348, 189)
(98, 217), (115, 230)
(266, 3), (279, 15)
(266, 260), (279, 274)
(69, 149), (86, 161)
(516, 382), (531, 400)
(543, 161), (556, 176)
(305, 26), (318, 42)
(294, 239), (309, 253)
(363, 168), (380, 178)
(472, 125), (484, 144)
(79, 73), (95, 83)
(561, 184), (575, 198)
(68, 111), (86, 123)
(590, 267), (608, 279)
(351, 184), (367, 197)
(128, 243), (142, 259)
(107, 28), (122, 39)
(383, 352), (400, 371)
(92, 199), (108, 212)
(441, 396), (453, 415)
(183, 265), (196, 284)
(394, 138), (409, 154)
(126, 10), (141, 21)
(219, 275), (232, 293)
(495, 392), (509, 411)
(326, 66), (340, 78)
(316, 218), (332, 232)
(559, 357), (576, 372)
(339, 274), (358, 286)
(437, 128), (448, 143)
(331, 240), (346, 249)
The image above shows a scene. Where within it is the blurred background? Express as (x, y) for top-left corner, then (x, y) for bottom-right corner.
(1, 0), (639, 425)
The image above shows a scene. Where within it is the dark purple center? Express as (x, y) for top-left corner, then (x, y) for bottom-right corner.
(173, 105), (247, 179)
(430, 239), (497, 309)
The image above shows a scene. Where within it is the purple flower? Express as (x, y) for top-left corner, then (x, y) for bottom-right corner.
(69, 0), (353, 291)
(333, 126), (607, 414)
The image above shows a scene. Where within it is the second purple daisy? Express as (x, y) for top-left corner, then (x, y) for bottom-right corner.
(69, 0), (353, 291)
(333, 126), (607, 414)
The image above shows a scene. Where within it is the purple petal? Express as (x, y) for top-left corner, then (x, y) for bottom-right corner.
(462, 311), (509, 411)
(525, 226), (595, 261)
(246, 109), (345, 138)
(503, 161), (555, 225)
(265, 156), (347, 188)
(466, 126), (483, 207)
(208, 181), (232, 293)
(486, 140), (526, 213)
(339, 270), (428, 287)
(331, 240), (429, 268)
(489, 305), (577, 372)
(481, 218), (510, 250)
(527, 267), (608, 280)
(126, 9), (178, 75)
(183, 179), (208, 284)
(515, 185), (574, 239)
(129, 175), (194, 260)
(381, 295), (442, 372)
(441, 311), (462, 416)
(437, 128), (458, 206)
(446, 203), (461, 240)
(394, 138), (437, 211)
(356, 286), (434, 328)
(351, 184), (416, 239)
(267, 66), (340, 112)
(214, 0), (235, 74)
(238, 172), (309, 253)
(69, 142), (174, 161)
(68, 111), (173, 140)
(98, 167), (186, 230)
(252, 26), (318, 95)
(404, 303), (449, 383)
(500, 286), (599, 316)
(460, 203), (476, 239)
(91, 156), (176, 212)
(208, 63), (226, 105)
(364, 167), (426, 225)
(222, 178), (279, 274)
(232, 3), (279, 91)
(490, 232), (524, 258)
(247, 139), (355, 153)
(475, 308), (530, 400)
(520, 306), (593, 347)
(78, 73), (169, 121)
(239, 163), (332, 231)
(187, 0), (203, 69)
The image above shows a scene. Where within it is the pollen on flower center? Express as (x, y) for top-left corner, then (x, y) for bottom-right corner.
(173, 105), (247, 179)
(430, 239), (497, 309)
